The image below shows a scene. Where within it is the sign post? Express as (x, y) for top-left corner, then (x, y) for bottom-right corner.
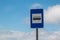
(30, 9), (44, 40)
(36, 28), (38, 40)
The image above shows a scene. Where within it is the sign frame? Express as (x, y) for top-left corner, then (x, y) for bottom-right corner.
(30, 9), (44, 28)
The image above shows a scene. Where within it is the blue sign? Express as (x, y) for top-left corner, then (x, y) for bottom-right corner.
(30, 9), (44, 28)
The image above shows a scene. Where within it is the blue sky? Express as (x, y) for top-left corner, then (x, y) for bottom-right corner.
(0, 0), (60, 32)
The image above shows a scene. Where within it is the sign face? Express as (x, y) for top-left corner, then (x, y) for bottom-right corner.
(30, 9), (44, 28)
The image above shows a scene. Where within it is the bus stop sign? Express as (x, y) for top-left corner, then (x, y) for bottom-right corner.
(30, 9), (44, 28)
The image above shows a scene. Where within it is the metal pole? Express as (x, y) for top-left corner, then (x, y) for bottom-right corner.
(36, 28), (38, 40)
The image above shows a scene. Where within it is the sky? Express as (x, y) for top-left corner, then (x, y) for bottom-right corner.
(0, 0), (60, 40)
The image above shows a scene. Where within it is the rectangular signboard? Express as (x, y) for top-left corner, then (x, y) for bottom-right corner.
(30, 9), (44, 28)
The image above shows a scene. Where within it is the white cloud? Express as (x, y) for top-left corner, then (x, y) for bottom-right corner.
(47, 31), (60, 40)
(44, 5), (60, 24)
(30, 3), (42, 9)
(0, 30), (60, 40)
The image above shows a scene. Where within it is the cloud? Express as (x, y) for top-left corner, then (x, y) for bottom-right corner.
(44, 5), (60, 24)
(0, 30), (25, 40)
(30, 3), (42, 9)
(0, 30), (60, 40)
(48, 31), (60, 40)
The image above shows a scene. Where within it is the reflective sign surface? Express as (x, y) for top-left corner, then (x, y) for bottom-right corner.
(32, 14), (42, 23)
